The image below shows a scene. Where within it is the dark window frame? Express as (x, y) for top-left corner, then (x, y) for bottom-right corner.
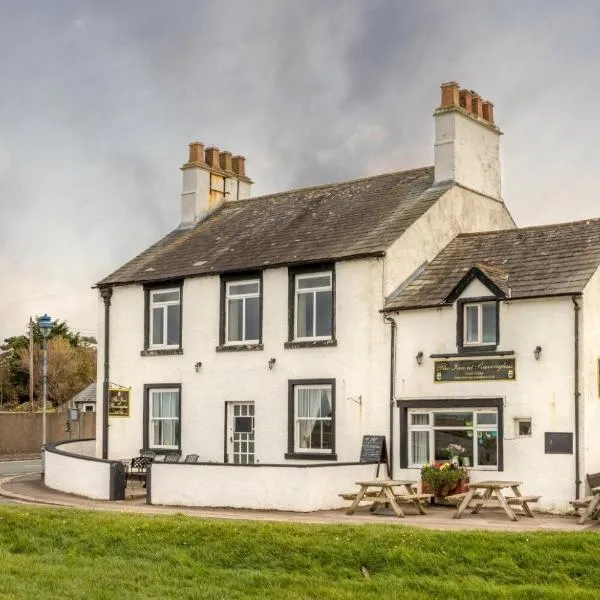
(217, 271), (263, 351)
(285, 378), (337, 461)
(142, 280), (184, 355)
(456, 296), (500, 354)
(286, 263), (336, 349)
(143, 383), (182, 453)
(397, 397), (504, 470)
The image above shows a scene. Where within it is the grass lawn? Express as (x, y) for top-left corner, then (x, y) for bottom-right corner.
(0, 506), (599, 599)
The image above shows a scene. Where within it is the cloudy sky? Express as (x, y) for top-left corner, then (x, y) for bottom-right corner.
(0, 0), (598, 340)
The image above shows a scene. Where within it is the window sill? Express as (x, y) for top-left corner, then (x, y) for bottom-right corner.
(215, 344), (264, 353)
(284, 339), (337, 350)
(431, 349), (513, 358)
(284, 452), (337, 461)
(140, 348), (183, 357)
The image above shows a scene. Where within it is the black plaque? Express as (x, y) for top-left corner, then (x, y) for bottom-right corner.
(545, 432), (573, 454)
(434, 358), (516, 382)
(108, 389), (130, 417)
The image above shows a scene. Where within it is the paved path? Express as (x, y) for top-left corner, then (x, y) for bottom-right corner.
(0, 473), (597, 532)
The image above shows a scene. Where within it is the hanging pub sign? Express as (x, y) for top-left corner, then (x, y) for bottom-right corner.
(108, 388), (130, 417)
(434, 358), (516, 382)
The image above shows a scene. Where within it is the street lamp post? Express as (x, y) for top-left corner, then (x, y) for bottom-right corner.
(38, 314), (52, 447)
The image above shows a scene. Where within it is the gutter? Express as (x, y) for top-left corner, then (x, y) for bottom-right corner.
(573, 295), (582, 499)
(384, 315), (397, 478)
(100, 287), (113, 460)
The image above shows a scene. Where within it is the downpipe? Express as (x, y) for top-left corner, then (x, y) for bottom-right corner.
(384, 315), (397, 478)
(573, 296), (581, 499)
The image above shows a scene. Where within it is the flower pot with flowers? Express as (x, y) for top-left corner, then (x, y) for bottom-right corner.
(421, 462), (470, 499)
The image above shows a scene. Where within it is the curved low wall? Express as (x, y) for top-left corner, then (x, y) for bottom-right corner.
(44, 440), (124, 501)
(149, 462), (378, 511)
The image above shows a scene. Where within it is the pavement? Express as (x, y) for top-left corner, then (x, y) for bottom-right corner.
(0, 472), (598, 532)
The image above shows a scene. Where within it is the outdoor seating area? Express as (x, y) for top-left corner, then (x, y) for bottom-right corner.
(570, 473), (600, 525)
(125, 451), (200, 487)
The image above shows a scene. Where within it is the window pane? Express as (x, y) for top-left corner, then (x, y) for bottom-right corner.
(152, 307), (164, 345)
(228, 298), (243, 341)
(482, 303), (497, 343)
(434, 412), (473, 427)
(297, 292), (313, 337)
(477, 412), (497, 425)
(465, 306), (479, 342)
(245, 296), (260, 341)
(166, 304), (180, 345)
(434, 430), (473, 465)
(152, 392), (160, 417)
(320, 388), (332, 418)
(411, 413), (430, 426)
(297, 275), (331, 290)
(320, 420), (332, 449)
(315, 290), (332, 337)
(477, 431), (497, 466)
(229, 282), (259, 296)
(411, 431), (429, 464)
(153, 291), (179, 303)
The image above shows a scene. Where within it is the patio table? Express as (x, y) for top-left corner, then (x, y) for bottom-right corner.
(577, 486), (600, 525)
(453, 480), (539, 521)
(343, 479), (430, 518)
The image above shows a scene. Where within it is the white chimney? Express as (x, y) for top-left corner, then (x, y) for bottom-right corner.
(434, 82), (501, 200)
(180, 142), (253, 228)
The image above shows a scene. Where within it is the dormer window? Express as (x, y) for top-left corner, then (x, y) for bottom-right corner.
(464, 302), (497, 345)
(457, 298), (499, 352)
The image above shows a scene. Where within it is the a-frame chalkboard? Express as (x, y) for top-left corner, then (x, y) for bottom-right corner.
(360, 435), (390, 477)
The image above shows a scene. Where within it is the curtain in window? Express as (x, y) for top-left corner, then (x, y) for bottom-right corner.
(151, 391), (179, 447)
(297, 387), (331, 450)
(411, 431), (429, 464)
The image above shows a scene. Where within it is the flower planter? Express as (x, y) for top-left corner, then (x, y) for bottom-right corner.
(421, 477), (470, 501)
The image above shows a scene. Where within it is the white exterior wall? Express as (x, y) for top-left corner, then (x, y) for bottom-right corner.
(150, 463), (377, 511)
(434, 109), (501, 199)
(582, 266), (600, 488)
(392, 294), (577, 511)
(383, 186), (514, 296)
(102, 257), (391, 465)
(45, 441), (112, 500)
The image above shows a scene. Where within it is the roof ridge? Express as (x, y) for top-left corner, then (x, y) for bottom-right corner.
(456, 217), (600, 239)
(232, 165), (434, 204)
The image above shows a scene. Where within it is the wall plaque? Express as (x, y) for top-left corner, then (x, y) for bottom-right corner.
(434, 358), (516, 382)
(108, 388), (130, 417)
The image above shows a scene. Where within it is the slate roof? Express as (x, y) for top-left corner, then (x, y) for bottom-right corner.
(99, 166), (452, 286)
(384, 218), (600, 310)
(70, 382), (96, 405)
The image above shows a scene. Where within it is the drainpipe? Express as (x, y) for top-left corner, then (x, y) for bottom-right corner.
(572, 295), (581, 499)
(100, 287), (113, 460)
(384, 315), (397, 478)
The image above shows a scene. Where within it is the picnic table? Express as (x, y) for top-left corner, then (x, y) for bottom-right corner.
(341, 480), (431, 518)
(576, 486), (600, 525)
(453, 480), (540, 521)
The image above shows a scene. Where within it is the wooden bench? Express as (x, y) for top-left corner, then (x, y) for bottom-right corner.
(339, 491), (382, 501)
(570, 472), (600, 515)
(394, 493), (432, 504)
(506, 495), (541, 505)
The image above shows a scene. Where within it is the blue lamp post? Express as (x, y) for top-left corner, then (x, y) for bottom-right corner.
(38, 314), (52, 446)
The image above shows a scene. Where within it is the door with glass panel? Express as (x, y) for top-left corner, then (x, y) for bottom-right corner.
(226, 402), (255, 464)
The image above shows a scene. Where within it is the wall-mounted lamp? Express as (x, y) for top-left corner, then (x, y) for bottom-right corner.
(268, 357), (276, 370)
(416, 351), (424, 366)
(534, 346), (542, 360)
(194, 361), (203, 372)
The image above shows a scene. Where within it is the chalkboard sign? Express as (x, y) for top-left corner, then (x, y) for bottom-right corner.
(108, 388), (130, 417)
(360, 435), (389, 477)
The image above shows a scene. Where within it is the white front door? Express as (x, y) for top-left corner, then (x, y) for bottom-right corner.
(226, 402), (255, 464)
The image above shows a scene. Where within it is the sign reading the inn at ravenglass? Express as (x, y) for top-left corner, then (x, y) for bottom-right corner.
(108, 388), (130, 417)
(434, 358), (516, 382)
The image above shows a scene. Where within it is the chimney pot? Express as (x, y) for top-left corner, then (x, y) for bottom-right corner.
(188, 142), (205, 164)
(440, 81), (460, 107)
(232, 155), (246, 177)
(482, 100), (495, 124)
(219, 151), (233, 172)
(204, 146), (220, 168)
(459, 89), (473, 113)
(471, 94), (483, 118)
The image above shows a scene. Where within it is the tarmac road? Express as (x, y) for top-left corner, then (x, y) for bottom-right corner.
(0, 459), (41, 503)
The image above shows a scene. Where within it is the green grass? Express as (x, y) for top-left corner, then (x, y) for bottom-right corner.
(0, 506), (599, 599)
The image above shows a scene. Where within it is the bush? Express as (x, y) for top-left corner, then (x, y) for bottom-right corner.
(421, 463), (469, 496)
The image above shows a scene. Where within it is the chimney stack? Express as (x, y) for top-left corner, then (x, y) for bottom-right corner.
(434, 81), (501, 199)
(180, 140), (253, 228)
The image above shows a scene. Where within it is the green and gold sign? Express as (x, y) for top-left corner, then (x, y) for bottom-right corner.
(434, 358), (516, 382)
(108, 388), (130, 417)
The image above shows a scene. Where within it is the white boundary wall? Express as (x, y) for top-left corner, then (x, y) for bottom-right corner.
(150, 462), (378, 511)
(44, 440), (113, 500)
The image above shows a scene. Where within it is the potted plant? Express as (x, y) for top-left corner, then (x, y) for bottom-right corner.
(421, 462), (470, 499)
